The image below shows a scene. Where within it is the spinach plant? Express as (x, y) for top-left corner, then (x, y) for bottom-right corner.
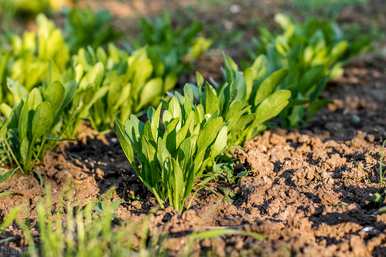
(137, 13), (211, 79)
(191, 55), (291, 147)
(115, 94), (228, 212)
(70, 45), (182, 133)
(0, 81), (75, 173)
(6, 14), (69, 95)
(61, 57), (107, 138)
(64, 8), (121, 53)
(253, 13), (367, 127)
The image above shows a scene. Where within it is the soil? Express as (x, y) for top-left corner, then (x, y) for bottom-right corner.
(1, 0), (386, 256)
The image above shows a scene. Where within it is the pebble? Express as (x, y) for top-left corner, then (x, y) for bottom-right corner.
(95, 168), (105, 179)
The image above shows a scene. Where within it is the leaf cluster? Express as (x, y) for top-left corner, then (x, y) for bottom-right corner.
(66, 46), (179, 134)
(196, 56), (291, 146)
(0, 81), (74, 173)
(1, 14), (69, 106)
(116, 92), (228, 212)
(138, 13), (211, 77)
(253, 14), (369, 127)
(64, 8), (122, 53)
(0, 12), (211, 175)
(116, 54), (292, 212)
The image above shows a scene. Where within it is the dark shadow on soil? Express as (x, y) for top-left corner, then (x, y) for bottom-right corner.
(0, 229), (24, 257)
(63, 133), (156, 213)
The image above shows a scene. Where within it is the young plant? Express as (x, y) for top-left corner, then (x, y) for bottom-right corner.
(64, 8), (121, 53)
(60, 44), (128, 137)
(10, 190), (167, 257)
(192, 55), (291, 147)
(61, 59), (107, 138)
(70, 45), (182, 133)
(115, 94), (228, 212)
(0, 189), (263, 257)
(137, 13), (211, 78)
(7, 14), (69, 94)
(253, 14), (369, 127)
(0, 81), (75, 173)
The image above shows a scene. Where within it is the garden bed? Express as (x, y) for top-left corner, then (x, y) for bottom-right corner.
(1, 57), (385, 256)
(0, 0), (385, 256)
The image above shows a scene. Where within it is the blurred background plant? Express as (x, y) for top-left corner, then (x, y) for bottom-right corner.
(291, 0), (368, 17)
(135, 13), (211, 79)
(0, 0), (72, 15)
(64, 8), (122, 53)
(250, 14), (371, 128)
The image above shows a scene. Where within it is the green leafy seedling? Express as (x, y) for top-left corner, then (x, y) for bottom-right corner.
(252, 13), (369, 127)
(189, 55), (291, 147)
(0, 81), (75, 174)
(116, 93), (228, 213)
(8, 14), (69, 91)
(64, 8), (122, 53)
(137, 13), (211, 78)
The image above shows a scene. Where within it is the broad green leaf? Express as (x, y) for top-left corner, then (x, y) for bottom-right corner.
(168, 97), (182, 120)
(7, 79), (28, 105)
(43, 82), (64, 109)
(210, 126), (228, 158)
(62, 81), (77, 109)
(164, 73), (177, 92)
(244, 55), (268, 98)
(32, 102), (54, 139)
(185, 36), (212, 61)
(171, 159), (184, 212)
(114, 120), (134, 163)
(18, 100), (31, 141)
(254, 90), (291, 125)
(150, 105), (162, 142)
(298, 66), (325, 93)
(79, 62), (105, 89)
(195, 72), (204, 87)
(26, 88), (43, 110)
(330, 41), (349, 64)
(254, 68), (287, 105)
(138, 78), (163, 110)
(80, 86), (109, 118)
(20, 138), (29, 164)
(197, 117), (224, 151)
(0, 104), (12, 118)
(176, 112), (194, 148)
(205, 85), (220, 115)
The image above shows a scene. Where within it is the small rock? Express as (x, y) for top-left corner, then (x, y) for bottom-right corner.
(230, 4), (241, 14)
(95, 168), (105, 179)
(162, 212), (173, 223)
(351, 114), (361, 127)
(361, 226), (378, 235)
